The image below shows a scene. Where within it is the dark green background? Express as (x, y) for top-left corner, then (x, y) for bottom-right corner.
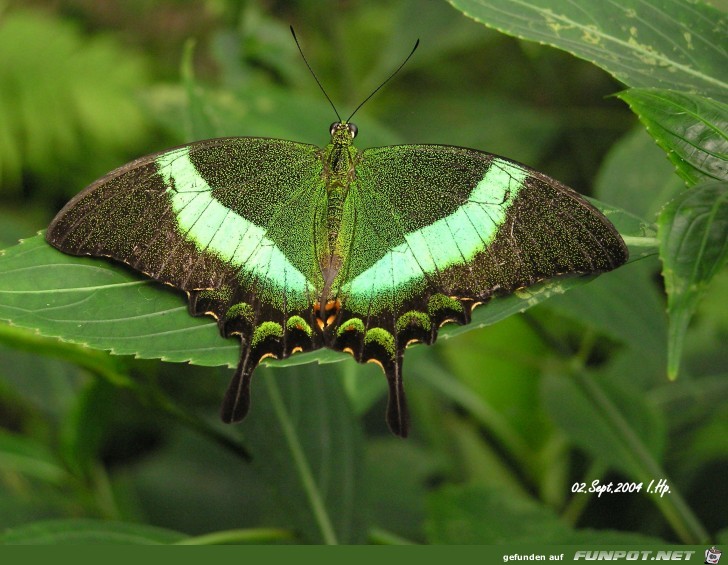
(0, 0), (726, 546)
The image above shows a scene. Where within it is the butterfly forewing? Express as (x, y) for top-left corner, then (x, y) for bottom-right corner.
(339, 145), (627, 313)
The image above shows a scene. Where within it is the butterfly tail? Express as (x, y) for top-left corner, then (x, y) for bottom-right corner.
(384, 354), (409, 438)
(221, 348), (255, 423)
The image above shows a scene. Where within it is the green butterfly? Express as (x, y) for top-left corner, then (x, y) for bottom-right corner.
(46, 35), (628, 437)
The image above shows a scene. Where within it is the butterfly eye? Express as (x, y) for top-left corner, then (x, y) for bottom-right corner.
(347, 123), (358, 138)
(329, 122), (341, 136)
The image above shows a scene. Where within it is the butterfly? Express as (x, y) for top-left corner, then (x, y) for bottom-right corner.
(46, 32), (628, 437)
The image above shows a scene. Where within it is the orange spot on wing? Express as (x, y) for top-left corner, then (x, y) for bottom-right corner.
(366, 358), (384, 370)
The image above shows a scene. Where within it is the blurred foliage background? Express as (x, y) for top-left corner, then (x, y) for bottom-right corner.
(0, 0), (726, 545)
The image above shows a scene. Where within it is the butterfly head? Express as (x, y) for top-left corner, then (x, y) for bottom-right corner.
(329, 121), (358, 145)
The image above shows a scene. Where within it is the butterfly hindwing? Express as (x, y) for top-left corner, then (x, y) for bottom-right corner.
(47, 137), (330, 422)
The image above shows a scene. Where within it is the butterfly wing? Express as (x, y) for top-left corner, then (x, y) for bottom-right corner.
(332, 144), (628, 436)
(47, 137), (328, 421)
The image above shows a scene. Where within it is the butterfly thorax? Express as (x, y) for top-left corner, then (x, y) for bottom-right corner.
(317, 122), (360, 313)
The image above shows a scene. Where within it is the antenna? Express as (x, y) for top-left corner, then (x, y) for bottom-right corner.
(290, 26), (341, 122)
(347, 38), (419, 122)
(290, 26), (419, 123)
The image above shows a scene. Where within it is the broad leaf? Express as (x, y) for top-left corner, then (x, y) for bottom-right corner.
(365, 438), (443, 542)
(618, 89), (728, 186)
(427, 483), (571, 543)
(658, 181), (728, 379)
(0, 234), (238, 368)
(0, 206), (655, 370)
(447, 0), (728, 102)
(240, 364), (367, 544)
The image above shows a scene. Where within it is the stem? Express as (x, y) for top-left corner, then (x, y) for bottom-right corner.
(174, 528), (295, 545)
(621, 235), (659, 248)
(89, 462), (122, 520)
(561, 460), (607, 526)
(576, 371), (709, 543)
(368, 527), (417, 545)
(0, 324), (127, 386)
(140, 382), (251, 461)
(416, 357), (534, 475)
(265, 375), (339, 545)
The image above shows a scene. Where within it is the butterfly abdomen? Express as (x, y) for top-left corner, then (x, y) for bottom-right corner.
(326, 182), (348, 249)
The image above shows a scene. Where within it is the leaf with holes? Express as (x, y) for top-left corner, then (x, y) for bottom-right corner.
(448, 0), (728, 101)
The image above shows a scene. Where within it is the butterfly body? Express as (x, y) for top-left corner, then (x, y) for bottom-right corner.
(319, 123), (359, 307)
(47, 122), (628, 437)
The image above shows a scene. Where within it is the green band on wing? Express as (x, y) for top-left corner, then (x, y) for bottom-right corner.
(345, 161), (527, 302)
(156, 148), (313, 308)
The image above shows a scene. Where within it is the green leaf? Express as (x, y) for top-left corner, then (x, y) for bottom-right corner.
(427, 483), (571, 543)
(617, 89), (728, 186)
(0, 208), (654, 370)
(0, 233), (237, 368)
(365, 439), (444, 542)
(120, 426), (269, 534)
(447, 0), (728, 101)
(426, 484), (666, 544)
(436, 315), (551, 450)
(240, 364), (367, 544)
(0, 518), (185, 544)
(658, 181), (728, 379)
(540, 372), (666, 478)
(541, 370), (708, 543)
(547, 257), (667, 375)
